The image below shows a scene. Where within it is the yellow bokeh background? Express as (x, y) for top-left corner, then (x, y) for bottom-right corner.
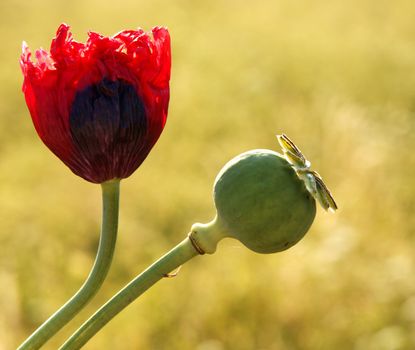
(1, 0), (415, 349)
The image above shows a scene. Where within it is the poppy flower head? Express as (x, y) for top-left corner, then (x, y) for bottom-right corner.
(20, 24), (171, 183)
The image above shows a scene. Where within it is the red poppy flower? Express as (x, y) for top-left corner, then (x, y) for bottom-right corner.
(20, 24), (171, 183)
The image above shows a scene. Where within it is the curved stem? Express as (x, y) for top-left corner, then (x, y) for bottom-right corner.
(18, 180), (120, 350)
(59, 237), (199, 350)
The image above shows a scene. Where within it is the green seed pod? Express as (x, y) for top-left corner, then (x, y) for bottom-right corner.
(189, 134), (336, 255)
(213, 149), (316, 253)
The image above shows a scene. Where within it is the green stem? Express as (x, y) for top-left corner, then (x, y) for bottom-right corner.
(18, 180), (120, 350)
(59, 237), (199, 350)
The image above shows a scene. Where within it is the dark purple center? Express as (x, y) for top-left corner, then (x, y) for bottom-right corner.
(69, 78), (148, 183)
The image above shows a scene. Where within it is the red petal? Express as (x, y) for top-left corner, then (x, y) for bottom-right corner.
(20, 23), (171, 183)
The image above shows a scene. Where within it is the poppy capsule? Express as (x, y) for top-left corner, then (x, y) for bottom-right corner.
(189, 135), (337, 255)
(20, 24), (171, 183)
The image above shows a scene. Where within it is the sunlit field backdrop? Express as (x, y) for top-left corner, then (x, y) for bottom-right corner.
(1, 0), (415, 349)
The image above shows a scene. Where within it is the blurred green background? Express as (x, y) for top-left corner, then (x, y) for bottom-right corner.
(1, 0), (415, 349)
